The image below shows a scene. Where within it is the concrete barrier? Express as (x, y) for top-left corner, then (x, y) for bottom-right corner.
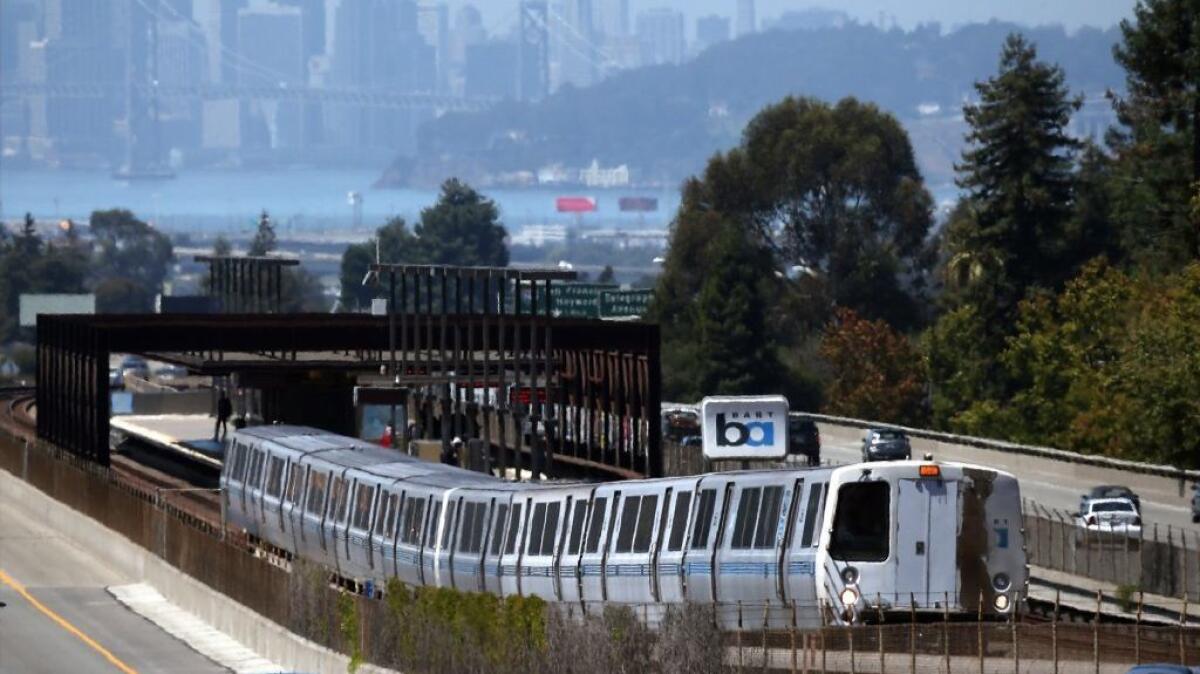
(0, 462), (393, 674)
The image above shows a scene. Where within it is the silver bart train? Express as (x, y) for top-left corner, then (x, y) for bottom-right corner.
(222, 425), (1027, 627)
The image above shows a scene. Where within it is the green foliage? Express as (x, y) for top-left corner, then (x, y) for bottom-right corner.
(952, 33), (1083, 317)
(247, 210), (277, 257)
(338, 217), (418, 311)
(820, 308), (928, 425)
(415, 178), (508, 267)
(0, 213), (90, 339)
(88, 208), (174, 313)
(596, 265), (615, 284)
(1109, 0), (1200, 266)
(338, 591), (362, 673)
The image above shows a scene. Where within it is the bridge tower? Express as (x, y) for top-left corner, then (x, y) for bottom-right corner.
(518, 1), (549, 102)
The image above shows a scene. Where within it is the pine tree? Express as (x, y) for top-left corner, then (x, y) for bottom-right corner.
(247, 210), (277, 257)
(415, 179), (508, 267)
(1109, 0), (1200, 265)
(954, 33), (1082, 313)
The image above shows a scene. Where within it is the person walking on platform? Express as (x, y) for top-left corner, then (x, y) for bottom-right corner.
(215, 391), (233, 442)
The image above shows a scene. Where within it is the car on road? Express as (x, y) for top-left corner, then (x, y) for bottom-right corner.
(787, 417), (821, 466)
(1080, 485), (1141, 515)
(1076, 497), (1141, 535)
(118, 355), (150, 382)
(861, 428), (911, 462)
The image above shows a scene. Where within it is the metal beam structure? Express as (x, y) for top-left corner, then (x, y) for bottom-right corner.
(36, 306), (661, 480)
(195, 255), (299, 314)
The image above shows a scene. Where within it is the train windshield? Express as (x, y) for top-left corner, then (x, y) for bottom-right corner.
(828, 482), (890, 562)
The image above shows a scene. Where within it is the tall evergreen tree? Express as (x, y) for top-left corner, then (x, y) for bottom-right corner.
(247, 210), (277, 256)
(954, 33), (1082, 315)
(1109, 0), (1200, 265)
(415, 179), (508, 267)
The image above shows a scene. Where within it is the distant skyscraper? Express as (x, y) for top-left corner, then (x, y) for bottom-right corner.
(694, 14), (730, 53)
(554, 0), (596, 90)
(238, 3), (304, 147)
(465, 41), (519, 99)
(417, 2), (451, 93)
(592, 0), (629, 39)
(635, 8), (684, 66)
(518, 1), (549, 101)
(736, 0), (756, 37)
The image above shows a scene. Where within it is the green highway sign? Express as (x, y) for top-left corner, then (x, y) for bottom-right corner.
(599, 289), (653, 318)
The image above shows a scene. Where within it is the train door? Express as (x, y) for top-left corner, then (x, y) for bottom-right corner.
(783, 480), (826, 627)
(325, 471), (352, 573)
(604, 487), (664, 603)
(521, 495), (565, 601)
(713, 476), (795, 617)
(578, 489), (617, 604)
(345, 479), (378, 575)
(395, 491), (428, 586)
(300, 467), (331, 565)
(243, 446), (266, 538)
(557, 491), (594, 604)
(282, 462), (307, 556)
(260, 453), (287, 534)
(681, 480), (729, 604)
(452, 496), (491, 592)
(429, 492), (458, 587)
(370, 488), (401, 582)
(497, 498), (527, 597)
(894, 478), (958, 608)
(482, 494), (513, 595)
(656, 481), (702, 603)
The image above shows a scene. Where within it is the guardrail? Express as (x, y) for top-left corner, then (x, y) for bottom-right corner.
(663, 402), (1200, 482)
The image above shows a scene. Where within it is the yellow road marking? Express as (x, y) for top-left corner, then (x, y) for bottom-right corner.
(0, 568), (139, 674)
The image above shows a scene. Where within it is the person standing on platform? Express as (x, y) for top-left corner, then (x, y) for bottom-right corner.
(215, 391), (233, 442)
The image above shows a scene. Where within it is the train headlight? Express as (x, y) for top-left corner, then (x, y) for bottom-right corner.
(840, 587), (860, 606)
(840, 566), (859, 585)
(992, 573), (1011, 591)
(993, 594), (1010, 612)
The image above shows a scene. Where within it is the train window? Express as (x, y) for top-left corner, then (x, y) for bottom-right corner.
(330, 477), (351, 522)
(828, 482), (890, 562)
(352, 484), (374, 530)
(441, 503), (456, 549)
(230, 443), (247, 482)
(567, 500), (588, 555)
(426, 501), (442, 547)
(374, 491), (391, 536)
(753, 486), (783, 549)
(489, 504), (509, 555)
(633, 495), (658, 553)
(526, 503), (547, 555)
(800, 484), (825, 547)
(584, 497), (608, 554)
(731, 487), (762, 550)
(540, 502), (561, 557)
(503, 504), (523, 555)
(401, 497), (424, 545)
(264, 457), (285, 498)
(614, 496), (641, 553)
(690, 489), (717, 549)
(246, 450), (265, 489)
(285, 464), (305, 506)
(382, 493), (401, 538)
(458, 503), (479, 553)
(305, 471), (328, 515)
(667, 491), (692, 552)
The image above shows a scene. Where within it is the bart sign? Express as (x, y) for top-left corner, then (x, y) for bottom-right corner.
(700, 395), (789, 460)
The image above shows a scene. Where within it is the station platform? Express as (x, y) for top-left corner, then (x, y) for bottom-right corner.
(110, 414), (224, 469)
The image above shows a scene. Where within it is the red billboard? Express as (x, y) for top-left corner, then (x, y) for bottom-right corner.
(556, 196), (597, 213)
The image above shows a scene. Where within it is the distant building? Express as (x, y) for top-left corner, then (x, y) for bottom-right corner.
(417, 2), (451, 93)
(553, 0), (597, 91)
(768, 8), (849, 31)
(636, 8), (685, 66)
(694, 14), (730, 53)
(736, 0), (756, 37)
(465, 41), (519, 100)
(237, 3), (305, 148)
(579, 159), (630, 188)
(592, 0), (629, 39)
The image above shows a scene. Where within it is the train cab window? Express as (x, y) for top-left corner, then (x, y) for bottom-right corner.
(828, 482), (890, 562)
(264, 457), (286, 498)
(584, 497), (609, 554)
(351, 484), (375, 530)
(503, 504), (523, 555)
(539, 502), (561, 557)
(690, 489), (718, 550)
(633, 495), (658, 553)
(800, 484), (825, 547)
(753, 486), (783, 549)
(731, 487), (762, 549)
(285, 464), (305, 506)
(489, 505), (509, 555)
(667, 491), (693, 552)
(305, 471), (328, 515)
(614, 496), (641, 553)
(566, 500), (588, 555)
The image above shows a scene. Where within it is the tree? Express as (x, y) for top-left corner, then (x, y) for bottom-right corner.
(414, 179), (508, 267)
(247, 210), (277, 256)
(820, 308), (928, 425)
(596, 265), (615, 284)
(212, 235), (232, 256)
(689, 222), (781, 398)
(89, 208), (173, 312)
(952, 33), (1082, 315)
(1108, 0), (1200, 265)
(338, 217), (419, 311)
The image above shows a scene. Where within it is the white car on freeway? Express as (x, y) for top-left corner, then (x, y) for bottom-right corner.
(1076, 497), (1142, 535)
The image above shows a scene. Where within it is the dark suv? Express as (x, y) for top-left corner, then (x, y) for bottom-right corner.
(861, 428), (911, 462)
(787, 417), (821, 466)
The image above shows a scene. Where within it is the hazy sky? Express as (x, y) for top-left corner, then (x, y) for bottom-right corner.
(467, 0), (1136, 36)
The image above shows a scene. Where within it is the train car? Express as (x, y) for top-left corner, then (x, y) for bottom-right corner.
(221, 425), (1026, 628)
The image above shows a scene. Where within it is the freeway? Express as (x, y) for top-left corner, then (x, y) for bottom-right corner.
(0, 486), (226, 673)
(817, 423), (1200, 537)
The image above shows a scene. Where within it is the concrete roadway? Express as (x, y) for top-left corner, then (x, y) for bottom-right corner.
(0, 493), (227, 673)
(817, 424), (1200, 540)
